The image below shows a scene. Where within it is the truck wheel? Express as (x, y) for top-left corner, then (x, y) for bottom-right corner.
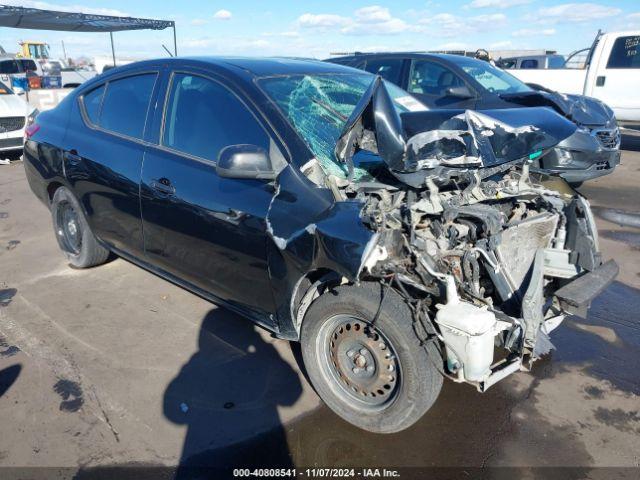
(300, 282), (443, 433)
(51, 187), (110, 268)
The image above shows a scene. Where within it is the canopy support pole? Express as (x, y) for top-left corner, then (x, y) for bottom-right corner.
(110, 31), (116, 67)
(172, 23), (177, 56)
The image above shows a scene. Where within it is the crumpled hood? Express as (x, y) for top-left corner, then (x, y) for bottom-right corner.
(337, 78), (578, 177)
(500, 90), (616, 128)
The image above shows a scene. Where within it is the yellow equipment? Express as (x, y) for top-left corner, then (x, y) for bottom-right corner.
(17, 41), (50, 59)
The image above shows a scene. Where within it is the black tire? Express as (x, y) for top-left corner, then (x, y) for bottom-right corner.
(300, 282), (443, 433)
(51, 186), (110, 268)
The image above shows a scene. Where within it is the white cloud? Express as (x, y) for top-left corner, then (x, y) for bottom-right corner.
(467, 0), (531, 8)
(297, 13), (350, 29)
(490, 40), (512, 48)
(190, 18), (207, 26)
(419, 12), (507, 37)
(355, 5), (393, 23)
(512, 28), (556, 37)
(537, 3), (622, 23)
(213, 9), (232, 20)
(298, 6), (416, 35)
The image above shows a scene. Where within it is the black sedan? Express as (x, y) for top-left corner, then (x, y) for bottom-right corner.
(23, 57), (616, 433)
(328, 53), (621, 185)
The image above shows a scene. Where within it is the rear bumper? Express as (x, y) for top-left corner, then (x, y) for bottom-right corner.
(554, 259), (619, 318)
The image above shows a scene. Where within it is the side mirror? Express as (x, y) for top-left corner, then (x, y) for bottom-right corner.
(216, 144), (276, 180)
(445, 86), (473, 99)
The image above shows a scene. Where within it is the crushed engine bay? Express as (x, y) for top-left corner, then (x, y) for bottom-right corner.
(264, 76), (618, 391)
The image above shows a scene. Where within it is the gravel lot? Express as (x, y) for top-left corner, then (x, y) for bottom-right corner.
(1, 142), (639, 477)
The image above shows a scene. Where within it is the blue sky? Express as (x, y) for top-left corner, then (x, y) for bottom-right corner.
(2, 1), (639, 61)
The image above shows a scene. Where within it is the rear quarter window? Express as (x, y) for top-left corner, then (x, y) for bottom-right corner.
(82, 85), (106, 124)
(607, 35), (640, 69)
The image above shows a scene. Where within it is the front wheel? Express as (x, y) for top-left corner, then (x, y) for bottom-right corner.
(51, 186), (110, 268)
(300, 283), (443, 433)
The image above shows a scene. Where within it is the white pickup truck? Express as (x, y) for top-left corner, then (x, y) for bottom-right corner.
(510, 31), (640, 130)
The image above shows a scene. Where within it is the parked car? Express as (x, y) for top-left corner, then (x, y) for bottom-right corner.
(328, 52), (621, 185)
(508, 31), (640, 132)
(23, 58), (617, 433)
(0, 79), (38, 153)
(496, 54), (566, 70)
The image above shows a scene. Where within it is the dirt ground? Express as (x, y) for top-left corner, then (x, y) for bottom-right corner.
(0, 141), (639, 478)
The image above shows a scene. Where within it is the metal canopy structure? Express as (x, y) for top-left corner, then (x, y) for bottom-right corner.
(0, 4), (176, 65)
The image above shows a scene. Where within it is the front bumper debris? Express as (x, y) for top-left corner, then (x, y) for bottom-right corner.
(554, 259), (619, 318)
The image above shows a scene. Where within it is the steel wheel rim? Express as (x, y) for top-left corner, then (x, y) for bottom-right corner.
(56, 201), (82, 255)
(317, 314), (401, 410)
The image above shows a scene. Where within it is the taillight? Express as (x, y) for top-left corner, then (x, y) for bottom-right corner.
(25, 123), (40, 139)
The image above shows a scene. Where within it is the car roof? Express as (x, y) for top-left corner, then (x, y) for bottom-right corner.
(105, 56), (362, 79)
(329, 52), (489, 67)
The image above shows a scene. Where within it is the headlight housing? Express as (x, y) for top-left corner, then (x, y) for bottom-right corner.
(26, 108), (39, 127)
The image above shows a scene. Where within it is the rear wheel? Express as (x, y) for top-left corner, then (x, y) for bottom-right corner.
(51, 187), (110, 268)
(300, 283), (442, 433)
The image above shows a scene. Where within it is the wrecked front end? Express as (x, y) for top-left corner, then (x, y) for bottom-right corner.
(341, 81), (618, 391)
(264, 75), (617, 392)
(355, 164), (617, 390)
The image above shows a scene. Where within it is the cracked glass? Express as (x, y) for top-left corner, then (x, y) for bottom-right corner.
(260, 73), (424, 180)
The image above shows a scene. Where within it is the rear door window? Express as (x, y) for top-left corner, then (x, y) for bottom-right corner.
(98, 73), (157, 139)
(408, 60), (464, 96)
(162, 73), (270, 162)
(606, 35), (640, 69)
(363, 58), (404, 85)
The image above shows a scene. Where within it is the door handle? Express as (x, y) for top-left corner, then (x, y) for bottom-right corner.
(150, 177), (176, 195)
(64, 149), (82, 165)
(596, 76), (606, 87)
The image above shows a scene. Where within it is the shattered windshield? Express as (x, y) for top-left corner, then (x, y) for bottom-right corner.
(462, 63), (532, 94)
(260, 73), (426, 180)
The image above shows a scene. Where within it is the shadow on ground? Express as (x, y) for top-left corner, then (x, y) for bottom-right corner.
(164, 308), (302, 477)
(0, 364), (21, 398)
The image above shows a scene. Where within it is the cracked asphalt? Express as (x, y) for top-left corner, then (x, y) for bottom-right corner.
(0, 140), (639, 478)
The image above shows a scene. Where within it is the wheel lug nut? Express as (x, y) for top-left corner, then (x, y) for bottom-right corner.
(366, 365), (374, 373)
(346, 350), (355, 357)
(352, 367), (361, 373)
(360, 348), (368, 355)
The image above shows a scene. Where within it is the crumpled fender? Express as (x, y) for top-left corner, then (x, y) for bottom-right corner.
(265, 165), (376, 339)
(500, 90), (616, 127)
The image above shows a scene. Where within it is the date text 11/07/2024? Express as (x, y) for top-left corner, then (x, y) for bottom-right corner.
(233, 468), (401, 478)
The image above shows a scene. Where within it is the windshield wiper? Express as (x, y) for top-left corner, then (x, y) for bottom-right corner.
(311, 98), (348, 123)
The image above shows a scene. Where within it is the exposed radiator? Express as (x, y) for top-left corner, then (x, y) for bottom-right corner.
(495, 213), (559, 291)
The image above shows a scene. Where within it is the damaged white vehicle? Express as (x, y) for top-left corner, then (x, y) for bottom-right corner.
(260, 73), (618, 433)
